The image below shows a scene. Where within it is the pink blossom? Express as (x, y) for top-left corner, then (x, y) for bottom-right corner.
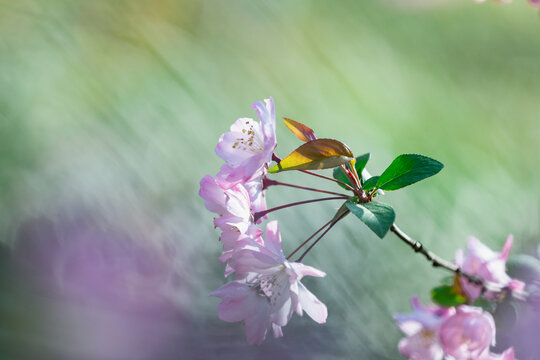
(214, 167), (269, 223)
(210, 281), (273, 345)
(439, 305), (495, 360)
(216, 98), (276, 186)
(455, 235), (523, 301)
(211, 221), (327, 344)
(394, 297), (454, 360)
(199, 174), (251, 232)
(244, 177), (268, 220)
(199, 175), (262, 263)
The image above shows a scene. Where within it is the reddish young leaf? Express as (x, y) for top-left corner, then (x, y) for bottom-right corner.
(283, 117), (317, 142)
(269, 138), (354, 173)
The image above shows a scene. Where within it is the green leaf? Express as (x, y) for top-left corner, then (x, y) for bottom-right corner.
(345, 201), (395, 238)
(377, 154), (444, 191)
(269, 139), (354, 173)
(332, 202), (351, 222)
(283, 117), (317, 142)
(333, 166), (351, 189)
(362, 176), (379, 191)
(354, 153), (371, 177)
(332, 153), (371, 190)
(431, 285), (467, 307)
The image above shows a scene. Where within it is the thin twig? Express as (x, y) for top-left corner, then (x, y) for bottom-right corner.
(287, 218), (335, 260)
(390, 224), (486, 291)
(299, 169), (355, 191)
(265, 178), (349, 197)
(253, 196), (348, 223)
(297, 209), (350, 262)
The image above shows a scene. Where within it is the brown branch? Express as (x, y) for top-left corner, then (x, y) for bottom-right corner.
(390, 224), (487, 292)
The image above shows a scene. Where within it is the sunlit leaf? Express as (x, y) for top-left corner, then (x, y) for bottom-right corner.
(345, 201), (395, 238)
(283, 117), (317, 142)
(377, 154), (444, 191)
(269, 138), (354, 173)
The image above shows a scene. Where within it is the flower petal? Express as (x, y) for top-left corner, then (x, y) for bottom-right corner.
(199, 175), (226, 214)
(296, 281), (327, 324)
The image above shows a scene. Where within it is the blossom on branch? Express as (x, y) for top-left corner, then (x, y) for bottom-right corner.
(216, 98), (276, 186)
(199, 175), (262, 265)
(455, 235), (524, 301)
(394, 296), (454, 360)
(438, 305), (496, 360)
(395, 298), (515, 360)
(211, 221), (327, 344)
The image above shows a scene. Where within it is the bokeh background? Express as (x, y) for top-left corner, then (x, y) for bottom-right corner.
(1, 0), (539, 359)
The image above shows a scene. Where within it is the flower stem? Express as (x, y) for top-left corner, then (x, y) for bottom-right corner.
(296, 209), (350, 262)
(265, 178), (349, 197)
(253, 196), (348, 223)
(390, 224), (487, 291)
(299, 170), (355, 191)
(286, 218), (335, 260)
(340, 163), (362, 192)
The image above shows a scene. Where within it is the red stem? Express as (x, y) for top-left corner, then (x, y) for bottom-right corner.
(286, 218), (335, 260)
(296, 209), (350, 262)
(268, 179), (349, 197)
(299, 170), (355, 191)
(253, 196), (348, 223)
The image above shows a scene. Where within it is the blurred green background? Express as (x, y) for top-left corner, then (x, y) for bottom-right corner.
(1, 0), (539, 359)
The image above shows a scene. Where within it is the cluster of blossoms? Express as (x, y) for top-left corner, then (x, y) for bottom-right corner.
(395, 236), (524, 359)
(201, 98), (529, 359)
(199, 98), (328, 344)
(396, 298), (513, 360)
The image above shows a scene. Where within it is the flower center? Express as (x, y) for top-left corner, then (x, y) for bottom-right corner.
(253, 266), (287, 305)
(232, 121), (264, 153)
(420, 329), (436, 346)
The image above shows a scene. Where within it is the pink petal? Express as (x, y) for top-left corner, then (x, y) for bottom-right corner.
(244, 297), (271, 345)
(508, 279), (525, 294)
(244, 177), (267, 215)
(396, 320), (423, 337)
(215, 131), (255, 164)
(296, 282), (327, 324)
(271, 323), (283, 338)
(216, 164), (240, 189)
(263, 221), (284, 259)
(288, 262), (326, 280)
(500, 234), (513, 261)
(199, 175), (226, 214)
(267, 271), (295, 327)
(211, 282), (253, 322)
(467, 237), (497, 262)
(224, 184), (251, 219)
(215, 118), (260, 164)
(228, 248), (281, 277)
(252, 98), (275, 144)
